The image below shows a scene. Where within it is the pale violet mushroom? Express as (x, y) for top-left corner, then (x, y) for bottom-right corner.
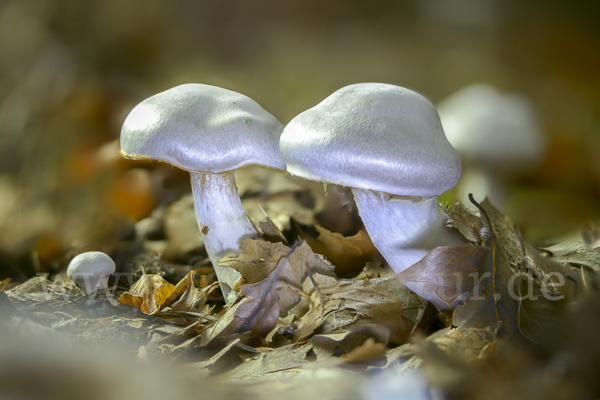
(120, 84), (285, 303)
(280, 83), (465, 309)
(67, 251), (115, 294)
(437, 84), (546, 207)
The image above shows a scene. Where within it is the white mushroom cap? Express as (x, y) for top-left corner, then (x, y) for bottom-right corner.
(437, 84), (545, 172)
(280, 83), (462, 197)
(66, 251), (115, 294)
(120, 83), (286, 173)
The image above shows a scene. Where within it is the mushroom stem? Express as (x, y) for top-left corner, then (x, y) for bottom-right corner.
(352, 188), (464, 273)
(190, 171), (258, 302)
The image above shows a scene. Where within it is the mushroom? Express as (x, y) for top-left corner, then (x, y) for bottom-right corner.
(120, 84), (285, 302)
(437, 84), (545, 207)
(280, 83), (465, 308)
(67, 251), (115, 294)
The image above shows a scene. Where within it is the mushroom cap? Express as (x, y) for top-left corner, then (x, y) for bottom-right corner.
(120, 84), (286, 173)
(67, 251), (115, 277)
(280, 83), (462, 197)
(66, 251), (115, 292)
(437, 84), (545, 172)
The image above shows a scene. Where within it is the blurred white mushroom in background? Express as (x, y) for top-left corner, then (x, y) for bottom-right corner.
(437, 84), (546, 209)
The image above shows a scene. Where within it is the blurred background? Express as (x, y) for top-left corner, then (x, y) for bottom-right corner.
(1, 0), (599, 281)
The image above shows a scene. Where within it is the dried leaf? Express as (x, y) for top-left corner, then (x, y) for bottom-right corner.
(310, 324), (390, 362)
(293, 289), (341, 342)
(294, 278), (410, 344)
(373, 276), (422, 324)
(302, 226), (378, 276)
(399, 244), (490, 309)
(421, 326), (496, 365)
(542, 241), (600, 272)
(170, 282), (208, 312)
(302, 273), (338, 294)
(191, 338), (242, 372)
(6, 276), (82, 306)
(224, 240), (335, 316)
(118, 271), (176, 315)
(339, 337), (387, 364)
(217, 342), (313, 383)
(231, 272), (281, 336)
(162, 270), (195, 310)
(196, 298), (252, 347)
(258, 207), (289, 245)
(444, 199), (583, 349)
(451, 229), (523, 345)
(445, 202), (486, 245)
(517, 276), (568, 350)
(477, 200), (580, 300)
(0, 278), (10, 291)
(218, 239), (289, 285)
(328, 280), (409, 343)
(210, 242), (335, 339)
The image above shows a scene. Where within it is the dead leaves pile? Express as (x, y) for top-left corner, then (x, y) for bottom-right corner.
(131, 238), (420, 379)
(3, 197), (600, 399)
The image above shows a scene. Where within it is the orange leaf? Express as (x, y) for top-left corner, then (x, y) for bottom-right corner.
(118, 271), (176, 315)
(161, 270), (195, 310)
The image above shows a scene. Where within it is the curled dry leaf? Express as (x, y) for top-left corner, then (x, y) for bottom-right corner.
(170, 281), (210, 313)
(399, 244), (490, 309)
(118, 271), (176, 315)
(161, 270), (195, 310)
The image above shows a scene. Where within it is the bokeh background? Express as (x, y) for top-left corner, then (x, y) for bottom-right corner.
(1, 0), (599, 281)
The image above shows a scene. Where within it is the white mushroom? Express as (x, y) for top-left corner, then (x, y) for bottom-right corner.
(280, 83), (465, 309)
(437, 84), (545, 207)
(67, 251), (115, 294)
(120, 84), (285, 302)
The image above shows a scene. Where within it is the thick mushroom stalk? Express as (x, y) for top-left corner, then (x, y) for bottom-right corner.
(279, 83), (466, 310)
(352, 189), (464, 273)
(190, 171), (257, 302)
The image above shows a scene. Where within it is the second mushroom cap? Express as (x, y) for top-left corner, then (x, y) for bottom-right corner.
(280, 83), (462, 197)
